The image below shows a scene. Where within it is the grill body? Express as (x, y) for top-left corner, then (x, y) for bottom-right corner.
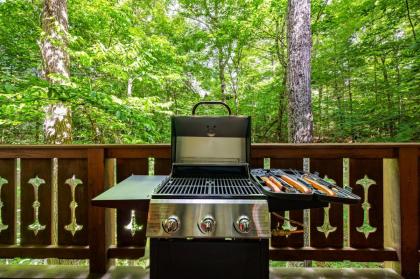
(146, 164), (270, 239)
(147, 102), (269, 279)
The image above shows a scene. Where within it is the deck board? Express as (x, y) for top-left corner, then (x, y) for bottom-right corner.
(0, 265), (403, 279)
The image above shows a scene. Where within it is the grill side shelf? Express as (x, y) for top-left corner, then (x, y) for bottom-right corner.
(250, 169), (361, 208)
(250, 170), (326, 211)
(250, 169), (313, 201)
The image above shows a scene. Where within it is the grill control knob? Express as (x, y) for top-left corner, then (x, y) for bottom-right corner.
(235, 216), (251, 234)
(162, 215), (180, 234)
(199, 215), (216, 234)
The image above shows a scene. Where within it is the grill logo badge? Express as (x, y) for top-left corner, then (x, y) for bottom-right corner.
(206, 124), (216, 137)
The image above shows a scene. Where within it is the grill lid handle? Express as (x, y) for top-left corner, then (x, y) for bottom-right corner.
(192, 101), (232, 115)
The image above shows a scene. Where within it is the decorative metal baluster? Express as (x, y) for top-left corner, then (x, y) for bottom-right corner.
(317, 204), (337, 238)
(356, 175), (377, 238)
(316, 175), (337, 238)
(0, 177), (9, 233)
(281, 211), (297, 237)
(64, 175), (83, 236)
(124, 210), (143, 237)
(28, 176), (46, 235)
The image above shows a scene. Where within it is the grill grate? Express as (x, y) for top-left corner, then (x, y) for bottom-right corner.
(154, 176), (262, 199)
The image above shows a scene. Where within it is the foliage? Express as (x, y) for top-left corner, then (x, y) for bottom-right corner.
(0, 0), (419, 143)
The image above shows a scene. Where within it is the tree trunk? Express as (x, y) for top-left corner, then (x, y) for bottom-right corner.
(404, 0), (417, 40)
(217, 46), (226, 102)
(227, 46), (242, 114)
(334, 76), (344, 138)
(348, 77), (354, 141)
(40, 0), (72, 144)
(318, 85), (322, 139)
(325, 87), (329, 134)
(127, 77), (133, 97)
(277, 71), (287, 141)
(394, 49), (402, 125)
(274, 15), (288, 142)
(286, 0), (313, 143)
(380, 55), (394, 137)
(374, 57), (378, 103)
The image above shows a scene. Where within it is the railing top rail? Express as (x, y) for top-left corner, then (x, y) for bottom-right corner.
(0, 143), (418, 159)
(252, 143), (420, 148)
(0, 143), (418, 149)
(0, 144), (170, 149)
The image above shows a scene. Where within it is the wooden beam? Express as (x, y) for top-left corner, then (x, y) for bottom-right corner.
(107, 246), (145, 259)
(0, 159), (17, 245)
(1, 143), (418, 159)
(92, 200), (150, 210)
(251, 147), (397, 159)
(398, 147), (419, 278)
(104, 158), (117, 244)
(87, 149), (108, 273)
(0, 143), (418, 149)
(104, 158), (117, 266)
(383, 159), (401, 273)
(106, 147), (170, 159)
(0, 245), (89, 259)
(269, 247), (398, 261)
(0, 149), (87, 158)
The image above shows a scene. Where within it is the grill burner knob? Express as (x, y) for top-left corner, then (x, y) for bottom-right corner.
(199, 215), (216, 234)
(235, 216), (251, 234)
(162, 215), (180, 234)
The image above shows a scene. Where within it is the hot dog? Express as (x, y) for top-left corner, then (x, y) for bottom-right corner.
(268, 176), (285, 190)
(261, 176), (281, 192)
(280, 174), (311, 194)
(303, 176), (336, 196)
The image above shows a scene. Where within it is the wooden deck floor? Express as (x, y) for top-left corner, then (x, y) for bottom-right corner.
(0, 265), (403, 279)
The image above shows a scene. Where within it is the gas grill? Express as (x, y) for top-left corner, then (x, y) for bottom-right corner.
(146, 102), (270, 279)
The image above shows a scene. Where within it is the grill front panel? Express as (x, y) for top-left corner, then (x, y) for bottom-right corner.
(146, 199), (271, 239)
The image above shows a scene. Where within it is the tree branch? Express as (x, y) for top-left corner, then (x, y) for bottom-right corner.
(404, 0), (417, 40)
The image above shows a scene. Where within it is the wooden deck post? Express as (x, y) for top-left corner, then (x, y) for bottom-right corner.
(398, 147), (419, 278)
(88, 148), (108, 273)
(383, 159), (401, 273)
(105, 158), (116, 266)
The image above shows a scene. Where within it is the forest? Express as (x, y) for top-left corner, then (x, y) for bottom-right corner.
(0, 0), (419, 144)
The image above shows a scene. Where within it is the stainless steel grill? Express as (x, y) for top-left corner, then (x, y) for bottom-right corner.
(154, 176), (262, 198)
(147, 102), (270, 279)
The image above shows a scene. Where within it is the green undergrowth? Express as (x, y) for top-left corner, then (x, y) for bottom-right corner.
(0, 258), (384, 269)
(269, 261), (383, 268)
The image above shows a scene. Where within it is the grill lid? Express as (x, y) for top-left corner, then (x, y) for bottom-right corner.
(171, 102), (251, 164)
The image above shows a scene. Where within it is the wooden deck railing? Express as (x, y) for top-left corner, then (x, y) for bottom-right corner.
(0, 144), (418, 278)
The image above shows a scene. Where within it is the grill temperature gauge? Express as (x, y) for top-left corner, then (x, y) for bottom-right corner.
(162, 215), (180, 234)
